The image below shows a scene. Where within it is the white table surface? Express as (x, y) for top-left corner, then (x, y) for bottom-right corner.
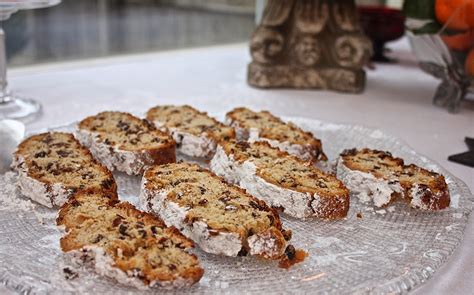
(6, 37), (474, 294)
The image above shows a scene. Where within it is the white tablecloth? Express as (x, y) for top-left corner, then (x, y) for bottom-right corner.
(7, 38), (474, 294)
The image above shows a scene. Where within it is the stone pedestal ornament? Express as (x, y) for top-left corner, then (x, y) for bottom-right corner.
(248, 0), (372, 93)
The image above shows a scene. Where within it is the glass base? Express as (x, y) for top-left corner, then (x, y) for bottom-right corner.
(0, 97), (41, 121)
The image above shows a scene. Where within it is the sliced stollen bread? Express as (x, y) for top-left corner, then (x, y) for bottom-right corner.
(210, 141), (349, 219)
(146, 105), (235, 158)
(140, 162), (292, 259)
(76, 111), (176, 175)
(336, 148), (450, 210)
(12, 132), (117, 208)
(226, 107), (327, 162)
(57, 190), (203, 289)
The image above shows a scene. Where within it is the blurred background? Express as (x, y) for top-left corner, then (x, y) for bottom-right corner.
(4, 0), (403, 67)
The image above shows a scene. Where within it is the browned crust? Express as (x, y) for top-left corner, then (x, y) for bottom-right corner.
(143, 163), (291, 258)
(401, 164), (450, 210)
(14, 132), (118, 200)
(257, 227), (287, 260)
(57, 190), (204, 286)
(226, 107), (327, 162)
(409, 185), (450, 211)
(313, 194), (350, 219)
(146, 143), (177, 166)
(340, 148), (450, 211)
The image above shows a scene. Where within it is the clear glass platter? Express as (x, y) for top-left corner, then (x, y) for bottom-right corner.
(0, 116), (472, 294)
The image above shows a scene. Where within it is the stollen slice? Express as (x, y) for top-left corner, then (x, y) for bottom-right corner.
(210, 140), (349, 219)
(336, 148), (450, 210)
(76, 111), (176, 175)
(57, 189), (203, 289)
(146, 105), (235, 158)
(139, 162), (292, 259)
(226, 107), (327, 162)
(12, 132), (117, 208)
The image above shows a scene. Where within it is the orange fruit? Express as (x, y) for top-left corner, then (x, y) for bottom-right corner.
(435, 0), (474, 30)
(466, 49), (474, 76)
(441, 29), (474, 51)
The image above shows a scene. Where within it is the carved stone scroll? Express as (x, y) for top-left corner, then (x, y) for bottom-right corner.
(248, 0), (372, 93)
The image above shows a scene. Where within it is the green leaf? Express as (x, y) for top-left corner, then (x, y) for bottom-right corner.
(412, 21), (442, 35)
(403, 0), (436, 19)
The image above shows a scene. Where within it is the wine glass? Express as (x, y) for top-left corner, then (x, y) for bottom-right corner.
(0, 0), (61, 121)
(358, 5), (405, 63)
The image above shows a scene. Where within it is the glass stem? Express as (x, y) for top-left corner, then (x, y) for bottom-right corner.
(0, 22), (10, 104)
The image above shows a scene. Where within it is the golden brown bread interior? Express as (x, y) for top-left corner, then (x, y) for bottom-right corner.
(77, 111), (176, 175)
(57, 190), (203, 288)
(339, 148), (404, 178)
(78, 111), (175, 152)
(216, 140), (349, 219)
(141, 162), (292, 259)
(146, 105), (235, 143)
(226, 107), (327, 162)
(340, 148), (450, 210)
(13, 132), (117, 207)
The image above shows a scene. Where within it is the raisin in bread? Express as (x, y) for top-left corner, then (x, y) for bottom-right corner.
(336, 148), (450, 210)
(139, 162), (292, 259)
(76, 111), (176, 175)
(146, 105), (235, 158)
(226, 107), (326, 162)
(12, 132), (117, 208)
(210, 141), (349, 219)
(57, 190), (203, 289)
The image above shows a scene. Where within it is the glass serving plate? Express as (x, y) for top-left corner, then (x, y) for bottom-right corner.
(0, 116), (472, 294)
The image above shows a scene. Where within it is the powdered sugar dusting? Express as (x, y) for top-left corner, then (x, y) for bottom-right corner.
(336, 159), (403, 208)
(0, 172), (37, 213)
(75, 129), (154, 175)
